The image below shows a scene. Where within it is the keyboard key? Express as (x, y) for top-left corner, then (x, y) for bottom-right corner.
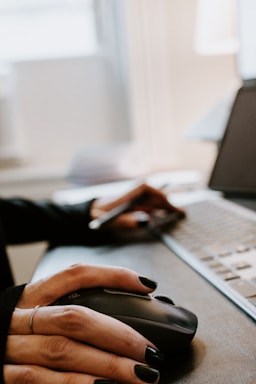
(235, 244), (250, 253)
(214, 266), (232, 275)
(208, 261), (224, 269)
(206, 245), (232, 257)
(232, 261), (251, 270)
(222, 272), (240, 281)
(218, 249), (233, 257)
(196, 251), (214, 261)
(228, 279), (256, 298)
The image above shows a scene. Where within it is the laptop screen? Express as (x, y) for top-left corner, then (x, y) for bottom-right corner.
(208, 86), (256, 195)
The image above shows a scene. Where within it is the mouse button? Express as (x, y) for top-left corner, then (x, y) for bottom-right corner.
(154, 300), (197, 332)
(103, 288), (151, 299)
(167, 307), (198, 333)
(116, 316), (192, 354)
(74, 289), (152, 318)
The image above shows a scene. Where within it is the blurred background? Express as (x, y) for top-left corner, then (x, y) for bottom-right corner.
(0, 0), (242, 282)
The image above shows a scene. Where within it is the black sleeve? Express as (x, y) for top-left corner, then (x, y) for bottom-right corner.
(0, 196), (115, 383)
(0, 284), (26, 384)
(0, 197), (113, 246)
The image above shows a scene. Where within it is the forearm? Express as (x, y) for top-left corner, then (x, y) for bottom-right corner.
(0, 198), (112, 246)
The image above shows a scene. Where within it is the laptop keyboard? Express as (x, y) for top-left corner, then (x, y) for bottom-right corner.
(161, 197), (256, 321)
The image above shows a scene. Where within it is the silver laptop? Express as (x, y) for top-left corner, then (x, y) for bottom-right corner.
(161, 84), (256, 322)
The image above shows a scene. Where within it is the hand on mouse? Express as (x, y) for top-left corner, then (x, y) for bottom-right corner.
(4, 264), (163, 384)
(90, 183), (185, 230)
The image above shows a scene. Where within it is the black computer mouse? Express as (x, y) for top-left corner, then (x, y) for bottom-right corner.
(53, 288), (198, 355)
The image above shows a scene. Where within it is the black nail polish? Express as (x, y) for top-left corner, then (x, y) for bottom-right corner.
(139, 276), (157, 290)
(134, 365), (160, 383)
(145, 346), (165, 367)
(94, 380), (118, 384)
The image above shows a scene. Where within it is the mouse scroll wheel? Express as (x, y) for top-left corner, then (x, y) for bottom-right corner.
(154, 295), (175, 305)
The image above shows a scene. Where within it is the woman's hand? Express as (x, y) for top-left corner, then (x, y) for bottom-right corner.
(5, 264), (163, 384)
(90, 183), (185, 229)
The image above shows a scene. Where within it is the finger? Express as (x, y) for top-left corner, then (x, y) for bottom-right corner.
(111, 209), (183, 229)
(109, 211), (150, 229)
(115, 183), (175, 212)
(91, 183), (148, 213)
(18, 264), (157, 307)
(4, 364), (113, 384)
(6, 336), (160, 384)
(131, 184), (185, 216)
(9, 306), (163, 366)
(92, 183), (185, 218)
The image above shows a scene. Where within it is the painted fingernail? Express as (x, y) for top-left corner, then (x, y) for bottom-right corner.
(94, 380), (118, 384)
(134, 211), (150, 226)
(139, 276), (157, 290)
(134, 365), (160, 383)
(145, 346), (165, 367)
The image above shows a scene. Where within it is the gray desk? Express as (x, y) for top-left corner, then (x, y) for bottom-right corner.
(32, 240), (256, 384)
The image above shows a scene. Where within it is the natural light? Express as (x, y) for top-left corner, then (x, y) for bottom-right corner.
(0, 0), (98, 62)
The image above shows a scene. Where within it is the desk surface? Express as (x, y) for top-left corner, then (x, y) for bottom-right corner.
(32, 240), (256, 384)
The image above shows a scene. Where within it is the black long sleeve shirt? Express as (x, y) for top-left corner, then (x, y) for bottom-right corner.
(0, 197), (111, 384)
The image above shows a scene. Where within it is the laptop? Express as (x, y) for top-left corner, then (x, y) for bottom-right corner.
(160, 0), (256, 322)
(160, 84), (256, 322)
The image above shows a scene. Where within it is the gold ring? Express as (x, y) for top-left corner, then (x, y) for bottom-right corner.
(29, 305), (40, 334)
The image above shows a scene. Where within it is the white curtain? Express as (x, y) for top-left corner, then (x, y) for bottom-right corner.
(122, 0), (179, 171)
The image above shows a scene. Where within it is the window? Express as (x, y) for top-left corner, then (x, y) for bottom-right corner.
(0, 0), (98, 62)
(0, 0), (131, 167)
